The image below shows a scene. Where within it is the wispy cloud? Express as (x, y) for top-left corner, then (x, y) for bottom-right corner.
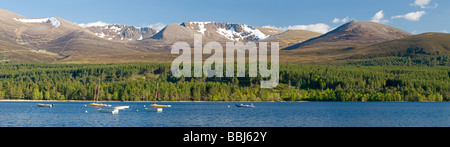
(371, 10), (389, 24)
(263, 23), (331, 34)
(77, 21), (110, 28)
(391, 11), (426, 21)
(411, 0), (438, 8)
(332, 17), (350, 24)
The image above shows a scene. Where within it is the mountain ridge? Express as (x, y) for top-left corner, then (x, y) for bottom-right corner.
(284, 21), (412, 50)
(0, 9), (448, 64)
(84, 24), (158, 42)
(151, 21), (283, 42)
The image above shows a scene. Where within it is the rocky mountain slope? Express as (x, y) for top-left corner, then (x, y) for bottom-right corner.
(1, 9), (448, 64)
(0, 9), (153, 62)
(262, 30), (322, 49)
(284, 21), (412, 50)
(151, 22), (282, 42)
(83, 24), (158, 42)
(139, 22), (284, 52)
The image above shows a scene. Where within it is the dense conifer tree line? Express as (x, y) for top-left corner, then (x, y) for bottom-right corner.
(0, 63), (448, 102)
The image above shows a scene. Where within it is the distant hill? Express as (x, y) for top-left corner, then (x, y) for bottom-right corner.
(351, 32), (450, 58)
(262, 30), (322, 49)
(284, 21), (412, 50)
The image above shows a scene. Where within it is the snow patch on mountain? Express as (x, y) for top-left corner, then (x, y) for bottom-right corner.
(242, 24), (269, 40)
(217, 27), (242, 41)
(214, 23), (270, 41)
(189, 22), (212, 34)
(84, 24), (158, 41)
(14, 17), (61, 28)
(108, 25), (122, 32)
(95, 32), (106, 38)
(185, 22), (272, 41)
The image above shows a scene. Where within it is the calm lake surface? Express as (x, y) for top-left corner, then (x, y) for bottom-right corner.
(0, 102), (448, 127)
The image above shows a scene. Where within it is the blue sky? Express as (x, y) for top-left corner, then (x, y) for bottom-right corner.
(1, 0), (448, 34)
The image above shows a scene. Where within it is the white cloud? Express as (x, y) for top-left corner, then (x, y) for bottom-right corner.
(146, 22), (166, 31)
(411, 0), (438, 8)
(263, 23), (331, 34)
(391, 11), (426, 21)
(77, 21), (110, 28)
(412, 0), (431, 8)
(332, 17), (350, 24)
(371, 10), (389, 24)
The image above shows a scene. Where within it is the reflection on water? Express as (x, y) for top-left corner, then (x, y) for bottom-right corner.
(0, 102), (448, 127)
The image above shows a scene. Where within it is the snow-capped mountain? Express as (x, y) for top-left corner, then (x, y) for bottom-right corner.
(82, 24), (158, 41)
(0, 8), (428, 64)
(79, 21), (282, 43)
(180, 22), (282, 42)
(146, 21), (283, 51)
(0, 9), (151, 62)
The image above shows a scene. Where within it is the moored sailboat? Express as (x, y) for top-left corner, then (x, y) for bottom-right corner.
(90, 85), (110, 107)
(90, 103), (110, 107)
(150, 104), (171, 108)
(150, 83), (171, 108)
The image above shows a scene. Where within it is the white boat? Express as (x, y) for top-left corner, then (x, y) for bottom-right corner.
(37, 104), (53, 107)
(109, 106), (129, 110)
(145, 107), (163, 112)
(236, 103), (255, 108)
(98, 108), (119, 114)
(97, 105), (129, 114)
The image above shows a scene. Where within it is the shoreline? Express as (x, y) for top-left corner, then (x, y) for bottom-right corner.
(0, 99), (289, 103)
(0, 99), (443, 103)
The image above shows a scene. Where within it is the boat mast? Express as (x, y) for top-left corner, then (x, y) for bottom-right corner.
(154, 83), (159, 104)
(97, 84), (101, 102)
(94, 85), (97, 102)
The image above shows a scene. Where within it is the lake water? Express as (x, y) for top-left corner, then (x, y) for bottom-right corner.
(0, 102), (448, 127)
